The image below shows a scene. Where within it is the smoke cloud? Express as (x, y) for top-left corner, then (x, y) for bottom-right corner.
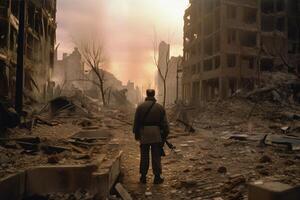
(56, 0), (189, 85)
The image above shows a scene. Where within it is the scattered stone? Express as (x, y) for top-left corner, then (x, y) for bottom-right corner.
(217, 166), (227, 174)
(258, 169), (270, 176)
(170, 190), (177, 194)
(145, 192), (152, 196)
(180, 144), (190, 147)
(47, 155), (60, 164)
(284, 160), (295, 166)
(256, 165), (264, 169)
(0, 154), (10, 164)
(204, 167), (212, 171)
(78, 119), (93, 127)
(180, 179), (197, 188)
(259, 155), (272, 163)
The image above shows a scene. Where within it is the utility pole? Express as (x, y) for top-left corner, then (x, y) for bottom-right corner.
(15, 0), (26, 114)
(176, 58), (182, 104)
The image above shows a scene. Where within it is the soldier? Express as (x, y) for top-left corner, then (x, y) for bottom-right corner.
(133, 89), (169, 184)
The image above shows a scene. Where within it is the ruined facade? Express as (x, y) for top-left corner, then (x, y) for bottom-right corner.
(182, 0), (300, 104)
(53, 47), (84, 92)
(0, 0), (56, 103)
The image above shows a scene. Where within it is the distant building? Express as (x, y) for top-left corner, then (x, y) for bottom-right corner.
(155, 41), (182, 106)
(53, 47), (84, 91)
(182, 0), (300, 105)
(0, 0), (56, 102)
(125, 80), (142, 105)
(156, 41), (170, 104)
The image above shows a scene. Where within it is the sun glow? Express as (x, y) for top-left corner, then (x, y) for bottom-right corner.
(57, 0), (190, 86)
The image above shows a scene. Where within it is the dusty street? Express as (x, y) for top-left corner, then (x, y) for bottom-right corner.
(118, 115), (300, 200)
(1, 99), (300, 200)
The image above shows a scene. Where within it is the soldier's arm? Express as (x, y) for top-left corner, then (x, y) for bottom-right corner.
(133, 107), (140, 140)
(161, 109), (170, 140)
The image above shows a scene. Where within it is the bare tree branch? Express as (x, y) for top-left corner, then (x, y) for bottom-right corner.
(75, 34), (108, 106)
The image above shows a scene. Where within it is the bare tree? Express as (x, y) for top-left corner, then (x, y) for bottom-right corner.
(153, 33), (171, 108)
(262, 30), (300, 76)
(76, 36), (108, 106)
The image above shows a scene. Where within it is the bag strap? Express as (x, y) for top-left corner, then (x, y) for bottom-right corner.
(141, 101), (156, 126)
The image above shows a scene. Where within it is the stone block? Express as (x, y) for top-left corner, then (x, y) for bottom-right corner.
(0, 171), (26, 200)
(26, 164), (97, 196)
(248, 181), (300, 200)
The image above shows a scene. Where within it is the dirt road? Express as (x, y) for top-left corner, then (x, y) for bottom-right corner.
(117, 122), (300, 200)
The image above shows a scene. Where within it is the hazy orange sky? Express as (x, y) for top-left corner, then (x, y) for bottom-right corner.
(57, 0), (189, 86)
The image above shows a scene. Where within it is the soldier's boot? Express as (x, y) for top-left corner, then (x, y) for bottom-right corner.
(153, 175), (164, 184)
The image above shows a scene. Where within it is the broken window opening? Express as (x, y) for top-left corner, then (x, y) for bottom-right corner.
(204, 15), (213, 35)
(288, 20), (297, 40)
(191, 64), (197, 74)
(204, 0), (214, 15)
(197, 45), (202, 56)
(227, 5), (237, 19)
(0, 0), (8, 18)
(276, 0), (285, 12)
(214, 33), (220, 53)
(288, 42), (297, 54)
(215, 11), (220, 30)
(241, 78), (254, 91)
(261, 0), (274, 14)
(276, 17), (285, 31)
(197, 63), (201, 73)
(214, 56), (220, 69)
(261, 58), (274, 71)
(227, 54), (236, 68)
(227, 28), (236, 44)
(192, 81), (200, 102)
(204, 59), (213, 71)
(0, 0), (9, 7)
(262, 16), (274, 32)
(241, 56), (255, 69)
(240, 31), (257, 47)
(191, 47), (197, 56)
(204, 37), (213, 56)
(243, 7), (257, 24)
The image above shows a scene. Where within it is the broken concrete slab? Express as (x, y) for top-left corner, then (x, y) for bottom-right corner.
(115, 183), (133, 200)
(264, 134), (300, 151)
(92, 151), (123, 199)
(0, 171), (26, 200)
(248, 181), (300, 200)
(0, 150), (122, 200)
(71, 129), (111, 140)
(26, 164), (97, 196)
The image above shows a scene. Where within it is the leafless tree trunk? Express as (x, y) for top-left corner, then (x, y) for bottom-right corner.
(153, 33), (170, 108)
(76, 37), (108, 106)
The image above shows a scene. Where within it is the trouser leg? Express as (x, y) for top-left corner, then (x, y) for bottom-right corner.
(151, 143), (162, 176)
(140, 144), (150, 175)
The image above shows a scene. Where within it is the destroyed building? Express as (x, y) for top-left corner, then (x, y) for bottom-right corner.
(0, 0), (57, 103)
(53, 47), (84, 92)
(124, 80), (142, 106)
(182, 0), (300, 104)
(155, 41), (183, 106)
